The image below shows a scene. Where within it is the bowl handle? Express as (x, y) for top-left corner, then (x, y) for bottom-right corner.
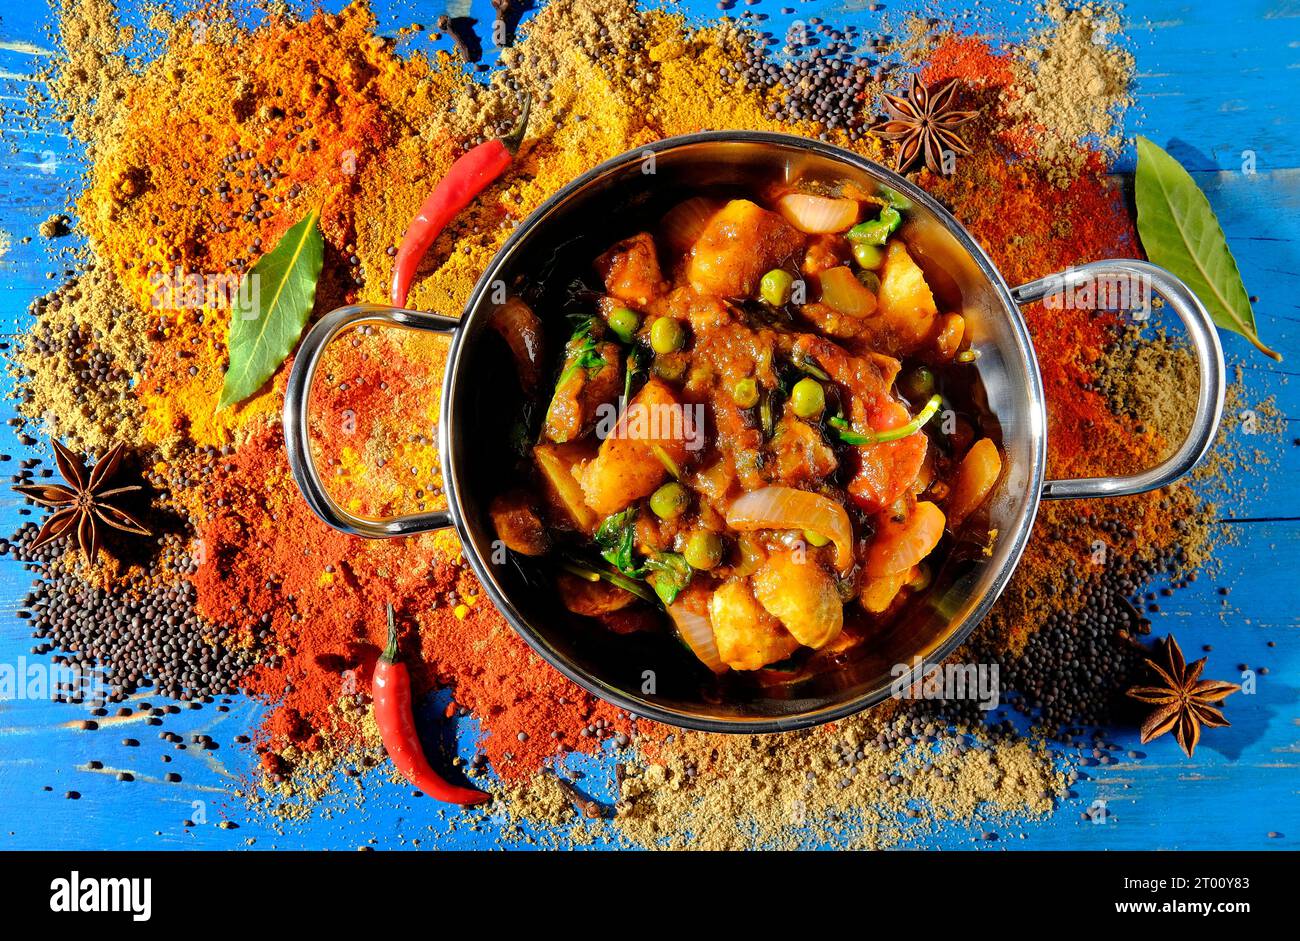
(283, 303), (461, 537)
(1010, 260), (1226, 500)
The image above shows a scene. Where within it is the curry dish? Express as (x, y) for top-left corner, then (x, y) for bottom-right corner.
(488, 182), (1003, 676)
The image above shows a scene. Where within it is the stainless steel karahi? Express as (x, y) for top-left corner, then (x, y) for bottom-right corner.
(283, 131), (1224, 733)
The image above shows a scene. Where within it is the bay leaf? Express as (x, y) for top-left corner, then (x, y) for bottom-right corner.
(1134, 135), (1280, 361)
(218, 209), (325, 408)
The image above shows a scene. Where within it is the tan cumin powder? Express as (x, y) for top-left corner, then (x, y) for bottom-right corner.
(1005, 1), (1134, 185)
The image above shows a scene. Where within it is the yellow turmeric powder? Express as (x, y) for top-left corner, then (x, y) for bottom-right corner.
(42, 0), (883, 501)
(359, 0), (885, 319)
(62, 1), (463, 451)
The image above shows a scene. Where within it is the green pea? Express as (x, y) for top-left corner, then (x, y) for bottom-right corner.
(649, 482), (690, 520)
(802, 530), (830, 548)
(653, 355), (688, 382)
(606, 306), (640, 343)
(732, 377), (760, 409)
(856, 270), (881, 294)
(650, 317), (687, 354)
(901, 366), (936, 400)
(790, 377), (825, 418)
(759, 268), (794, 306)
(852, 242), (884, 270)
(682, 530), (724, 570)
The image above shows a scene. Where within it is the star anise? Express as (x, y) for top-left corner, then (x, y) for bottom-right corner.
(13, 440), (151, 563)
(1126, 634), (1240, 758)
(871, 75), (977, 175)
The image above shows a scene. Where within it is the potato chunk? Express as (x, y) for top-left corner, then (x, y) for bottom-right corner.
(534, 442), (598, 533)
(488, 490), (550, 556)
(865, 501), (945, 577)
(576, 378), (693, 517)
(751, 550), (843, 649)
(687, 199), (805, 297)
(876, 241), (938, 352)
(709, 578), (800, 670)
(946, 438), (1002, 527)
(594, 232), (666, 307)
(935, 311), (965, 361)
(859, 568), (911, 614)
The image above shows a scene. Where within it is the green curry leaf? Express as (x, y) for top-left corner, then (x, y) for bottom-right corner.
(594, 507), (642, 577)
(645, 552), (692, 606)
(1134, 136), (1280, 361)
(556, 316), (608, 388)
(218, 209), (325, 408)
(590, 509), (692, 606)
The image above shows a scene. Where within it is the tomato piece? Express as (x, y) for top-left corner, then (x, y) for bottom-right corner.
(846, 397), (929, 512)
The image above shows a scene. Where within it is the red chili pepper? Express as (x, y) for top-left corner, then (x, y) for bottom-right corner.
(372, 604), (489, 806)
(390, 94), (531, 307)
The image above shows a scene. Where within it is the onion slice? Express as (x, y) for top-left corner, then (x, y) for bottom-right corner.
(667, 594), (726, 674)
(726, 486), (854, 572)
(776, 193), (860, 234)
(661, 197), (722, 255)
(489, 296), (544, 393)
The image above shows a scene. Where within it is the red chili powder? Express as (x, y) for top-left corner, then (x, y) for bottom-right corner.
(184, 337), (631, 782)
(920, 35), (1017, 88)
(917, 36), (1144, 479)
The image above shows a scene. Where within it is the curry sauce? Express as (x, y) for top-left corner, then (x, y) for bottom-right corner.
(488, 182), (1003, 677)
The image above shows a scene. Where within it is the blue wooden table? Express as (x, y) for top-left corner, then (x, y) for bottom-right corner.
(0, 0), (1296, 851)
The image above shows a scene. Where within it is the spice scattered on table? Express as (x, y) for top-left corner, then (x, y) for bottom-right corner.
(1, 0), (1269, 848)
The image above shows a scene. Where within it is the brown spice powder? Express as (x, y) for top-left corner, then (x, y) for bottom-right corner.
(13, 265), (147, 455)
(1094, 325), (1199, 455)
(46, 0), (135, 150)
(1004, 1), (1134, 185)
(615, 710), (1064, 850)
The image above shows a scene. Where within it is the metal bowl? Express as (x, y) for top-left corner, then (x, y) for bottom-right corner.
(284, 131), (1224, 733)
